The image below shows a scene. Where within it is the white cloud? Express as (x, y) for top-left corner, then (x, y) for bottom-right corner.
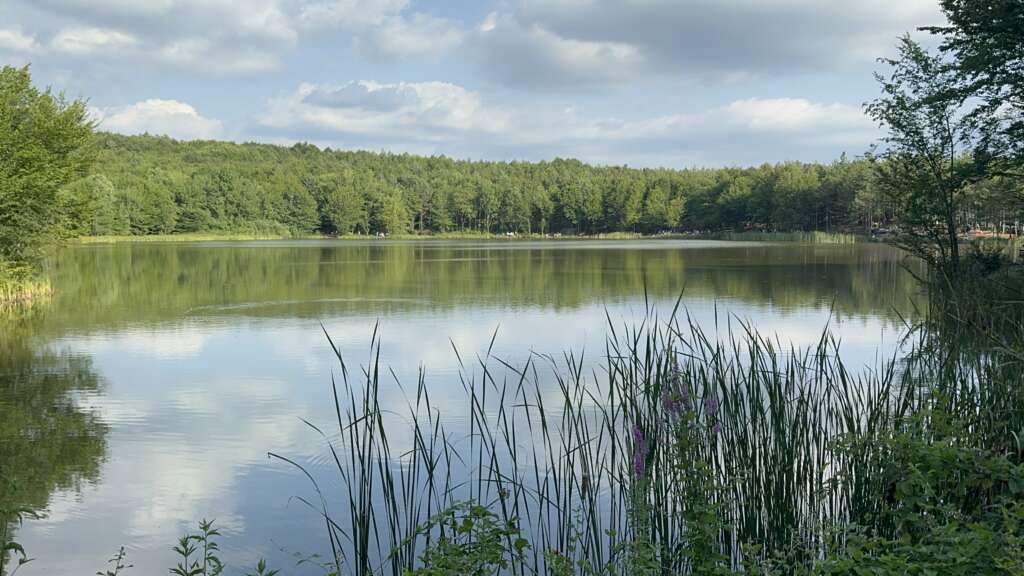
(526, 98), (878, 160)
(158, 38), (280, 75)
(0, 28), (39, 52)
(17, 0), (296, 76)
(14, 0), (460, 77)
(358, 12), (463, 58)
(472, 0), (944, 89)
(51, 27), (138, 55)
(472, 12), (642, 89)
(299, 0), (410, 29)
(261, 79), (876, 165)
(262, 81), (511, 140)
(47, 0), (177, 17)
(299, 0), (463, 57)
(92, 99), (223, 140)
(717, 98), (875, 142)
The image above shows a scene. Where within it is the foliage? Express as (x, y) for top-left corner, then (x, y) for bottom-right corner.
(245, 558), (280, 576)
(0, 65), (94, 278)
(0, 475), (38, 576)
(171, 519), (224, 576)
(61, 133), (1023, 242)
(926, 0), (1024, 175)
(866, 37), (989, 278)
(818, 408), (1024, 575)
(405, 502), (529, 576)
(89, 520), (279, 576)
(96, 547), (131, 576)
(253, 290), (1022, 575)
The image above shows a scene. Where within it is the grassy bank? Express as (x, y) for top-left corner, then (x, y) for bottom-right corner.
(0, 276), (52, 307)
(74, 232), (322, 244)
(691, 230), (861, 244)
(73, 230), (865, 245)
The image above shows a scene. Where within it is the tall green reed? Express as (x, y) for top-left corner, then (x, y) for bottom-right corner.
(274, 304), (1021, 574)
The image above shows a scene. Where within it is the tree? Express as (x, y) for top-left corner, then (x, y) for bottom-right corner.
(641, 179), (678, 233)
(866, 38), (988, 279)
(773, 163), (822, 231)
(310, 171), (367, 235)
(0, 66), (94, 277)
(926, 0), (1024, 175)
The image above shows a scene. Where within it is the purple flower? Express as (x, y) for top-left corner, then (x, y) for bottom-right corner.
(680, 382), (693, 412)
(704, 391), (719, 418)
(632, 425), (647, 479)
(712, 422), (722, 435)
(671, 365), (683, 387)
(662, 389), (680, 416)
(665, 364), (693, 415)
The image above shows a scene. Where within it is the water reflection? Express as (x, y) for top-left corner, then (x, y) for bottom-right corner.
(6, 240), (919, 575)
(0, 309), (107, 575)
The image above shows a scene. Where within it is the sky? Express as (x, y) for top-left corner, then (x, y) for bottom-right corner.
(0, 0), (947, 168)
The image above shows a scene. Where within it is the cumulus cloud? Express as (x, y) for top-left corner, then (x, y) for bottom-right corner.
(261, 81), (511, 141)
(92, 99), (223, 140)
(50, 27), (138, 55)
(157, 38), (280, 75)
(14, 0), (296, 76)
(498, 97), (876, 156)
(471, 12), (643, 90)
(9, 0), (461, 76)
(472, 0), (944, 89)
(356, 12), (463, 58)
(299, 0), (463, 57)
(0, 28), (39, 52)
(259, 77), (876, 165)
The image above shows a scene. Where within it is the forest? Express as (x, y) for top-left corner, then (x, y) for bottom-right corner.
(58, 133), (1023, 240)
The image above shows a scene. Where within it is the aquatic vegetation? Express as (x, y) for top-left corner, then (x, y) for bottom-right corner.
(0, 275), (51, 307)
(694, 231), (860, 244)
(255, 305), (1022, 574)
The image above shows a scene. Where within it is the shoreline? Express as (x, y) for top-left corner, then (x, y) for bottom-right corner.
(0, 277), (53, 307)
(73, 230), (865, 245)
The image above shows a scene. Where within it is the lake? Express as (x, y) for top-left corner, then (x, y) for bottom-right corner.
(2, 239), (919, 575)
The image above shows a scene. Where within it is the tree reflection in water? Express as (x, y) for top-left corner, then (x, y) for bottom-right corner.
(0, 307), (107, 574)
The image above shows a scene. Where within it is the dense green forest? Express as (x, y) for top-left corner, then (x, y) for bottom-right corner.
(60, 133), (1023, 239)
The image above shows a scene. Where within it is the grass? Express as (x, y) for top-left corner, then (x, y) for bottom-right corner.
(0, 275), (52, 307)
(691, 230), (861, 244)
(260, 295), (1021, 575)
(75, 232), (322, 244)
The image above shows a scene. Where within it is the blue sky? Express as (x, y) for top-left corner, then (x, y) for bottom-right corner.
(0, 0), (945, 167)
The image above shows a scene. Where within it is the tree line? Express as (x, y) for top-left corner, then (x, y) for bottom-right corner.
(52, 133), (1019, 241)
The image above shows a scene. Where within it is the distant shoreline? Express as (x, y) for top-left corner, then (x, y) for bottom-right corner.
(73, 230), (864, 245)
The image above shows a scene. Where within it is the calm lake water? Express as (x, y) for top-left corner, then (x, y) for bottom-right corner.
(2, 240), (919, 575)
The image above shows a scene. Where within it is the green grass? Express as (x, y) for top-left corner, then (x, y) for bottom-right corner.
(263, 299), (1022, 575)
(691, 230), (861, 244)
(75, 232), (323, 244)
(0, 275), (52, 306)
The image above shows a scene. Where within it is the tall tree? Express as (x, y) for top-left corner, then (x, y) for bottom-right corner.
(866, 38), (988, 278)
(0, 66), (94, 278)
(926, 0), (1024, 176)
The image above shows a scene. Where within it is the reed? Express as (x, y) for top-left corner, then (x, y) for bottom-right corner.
(271, 304), (1022, 574)
(700, 231), (860, 244)
(0, 276), (52, 307)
